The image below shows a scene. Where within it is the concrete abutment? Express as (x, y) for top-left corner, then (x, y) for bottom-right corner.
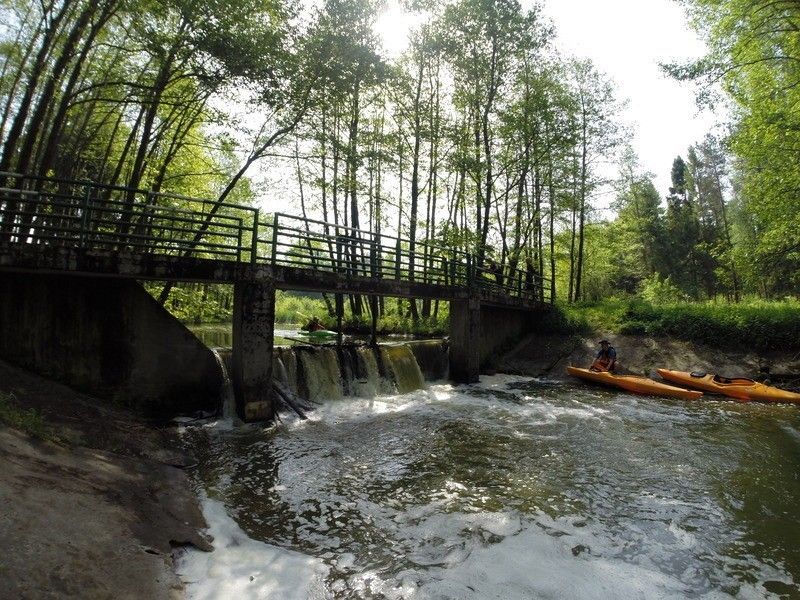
(232, 279), (275, 421)
(449, 297), (482, 383)
(0, 272), (221, 417)
(450, 296), (549, 383)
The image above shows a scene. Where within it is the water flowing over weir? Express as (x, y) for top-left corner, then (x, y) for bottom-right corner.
(210, 348), (236, 419)
(209, 340), (447, 416)
(272, 342), (440, 404)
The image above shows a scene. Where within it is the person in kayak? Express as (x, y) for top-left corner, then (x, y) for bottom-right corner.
(302, 316), (325, 332)
(590, 340), (617, 372)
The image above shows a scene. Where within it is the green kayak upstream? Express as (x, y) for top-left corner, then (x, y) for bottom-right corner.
(296, 329), (339, 339)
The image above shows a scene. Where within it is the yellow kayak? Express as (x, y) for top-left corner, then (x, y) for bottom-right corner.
(657, 369), (800, 404)
(567, 367), (704, 400)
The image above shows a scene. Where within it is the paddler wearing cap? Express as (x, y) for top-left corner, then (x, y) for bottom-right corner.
(590, 339), (617, 372)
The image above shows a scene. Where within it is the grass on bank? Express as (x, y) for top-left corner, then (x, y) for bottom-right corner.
(559, 298), (800, 352)
(0, 391), (50, 439)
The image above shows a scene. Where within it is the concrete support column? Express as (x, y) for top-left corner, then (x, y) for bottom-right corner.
(232, 278), (275, 421)
(449, 296), (481, 383)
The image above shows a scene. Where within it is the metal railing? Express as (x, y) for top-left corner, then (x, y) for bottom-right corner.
(0, 172), (258, 262)
(0, 172), (550, 302)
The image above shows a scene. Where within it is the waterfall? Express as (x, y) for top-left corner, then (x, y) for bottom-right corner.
(273, 348), (299, 397)
(210, 348), (236, 419)
(298, 347), (343, 402)
(407, 340), (449, 381)
(272, 341), (443, 404)
(350, 346), (386, 397)
(274, 356), (290, 387)
(380, 345), (426, 394)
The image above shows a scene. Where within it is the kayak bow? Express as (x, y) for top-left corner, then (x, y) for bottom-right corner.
(656, 369), (800, 404)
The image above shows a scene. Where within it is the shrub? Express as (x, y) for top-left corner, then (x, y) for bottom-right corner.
(616, 299), (800, 351)
(638, 274), (688, 304)
(0, 392), (50, 439)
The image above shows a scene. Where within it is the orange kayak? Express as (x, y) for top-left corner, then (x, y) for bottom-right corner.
(567, 367), (704, 400)
(657, 369), (800, 404)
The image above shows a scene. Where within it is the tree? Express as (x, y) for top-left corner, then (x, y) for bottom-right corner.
(566, 59), (623, 302)
(668, 0), (800, 297)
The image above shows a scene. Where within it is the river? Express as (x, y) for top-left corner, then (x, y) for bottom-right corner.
(187, 322), (436, 348)
(176, 375), (800, 599)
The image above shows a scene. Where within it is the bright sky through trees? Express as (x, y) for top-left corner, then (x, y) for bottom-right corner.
(374, 0), (722, 200)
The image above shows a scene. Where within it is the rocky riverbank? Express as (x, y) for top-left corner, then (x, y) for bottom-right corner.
(0, 360), (211, 599)
(498, 331), (800, 387)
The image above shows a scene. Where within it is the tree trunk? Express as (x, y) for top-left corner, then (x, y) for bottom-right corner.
(0, 0), (73, 173)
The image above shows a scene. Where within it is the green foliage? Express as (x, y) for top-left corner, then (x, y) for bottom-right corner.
(669, 0), (800, 298)
(559, 300), (628, 333)
(341, 313), (448, 336)
(561, 297), (800, 352)
(638, 274), (687, 304)
(0, 392), (49, 439)
(274, 291), (328, 324)
(155, 284), (452, 335)
(537, 304), (592, 335)
(619, 299), (800, 352)
(145, 282), (233, 324)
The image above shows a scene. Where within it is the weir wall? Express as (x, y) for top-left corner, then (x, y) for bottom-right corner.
(479, 304), (542, 369)
(0, 272), (221, 417)
(450, 297), (547, 381)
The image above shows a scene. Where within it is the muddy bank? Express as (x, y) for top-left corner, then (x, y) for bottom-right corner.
(497, 332), (800, 385)
(0, 360), (211, 599)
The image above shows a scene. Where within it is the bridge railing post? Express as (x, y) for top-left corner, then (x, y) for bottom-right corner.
(251, 209), (259, 266)
(270, 213), (279, 264)
(466, 254), (473, 289)
(235, 217), (243, 262)
(370, 233), (378, 278)
(78, 180), (92, 249)
(336, 229), (343, 273)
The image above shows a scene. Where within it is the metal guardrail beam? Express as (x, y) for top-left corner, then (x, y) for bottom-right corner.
(0, 172), (552, 304)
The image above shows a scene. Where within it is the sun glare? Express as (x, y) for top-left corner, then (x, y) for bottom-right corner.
(373, 0), (420, 58)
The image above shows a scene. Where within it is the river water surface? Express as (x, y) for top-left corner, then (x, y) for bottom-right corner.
(177, 375), (800, 599)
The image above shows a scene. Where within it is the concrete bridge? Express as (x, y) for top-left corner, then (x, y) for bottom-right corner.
(0, 172), (552, 420)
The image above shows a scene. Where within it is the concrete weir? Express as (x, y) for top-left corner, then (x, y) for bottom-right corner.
(0, 258), (548, 422)
(0, 175), (553, 421)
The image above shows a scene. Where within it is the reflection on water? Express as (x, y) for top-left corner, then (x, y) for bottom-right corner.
(188, 323), (234, 348)
(181, 376), (800, 599)
(187, 322), (442, 349)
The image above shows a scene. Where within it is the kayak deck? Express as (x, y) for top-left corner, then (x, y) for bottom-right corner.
(657, 369), (800, 404)
(567, 367), (703, 400)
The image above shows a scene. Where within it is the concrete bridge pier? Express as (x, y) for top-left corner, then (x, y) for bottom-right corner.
(232, 278), (275, 421)
(449, 296), (481, 383)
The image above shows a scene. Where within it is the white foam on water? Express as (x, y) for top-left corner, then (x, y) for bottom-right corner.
(294, 385), (437, 425)
(782, 424), (800, 446)
(411, 522), (691, 600)
(289, 375), (623, 433)
(339, 512), (717, 600)
(348, 512), (793, 600)
(178, 495), (793, 600)
(176, 495), (328, 600)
